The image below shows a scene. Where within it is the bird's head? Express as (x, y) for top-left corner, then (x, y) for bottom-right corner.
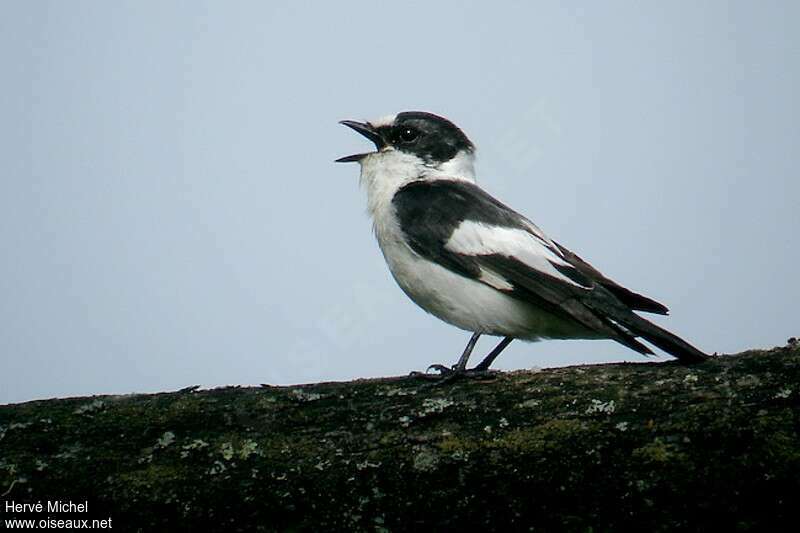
(336, 111), (475, 179)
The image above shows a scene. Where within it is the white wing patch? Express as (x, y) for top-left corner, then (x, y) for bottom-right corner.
(445, 221), (586, 287)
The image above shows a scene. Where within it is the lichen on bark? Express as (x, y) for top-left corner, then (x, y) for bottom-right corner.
(1, 343), (799, 531)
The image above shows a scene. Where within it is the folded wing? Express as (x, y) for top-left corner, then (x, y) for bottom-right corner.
(393, 179), (707, 363)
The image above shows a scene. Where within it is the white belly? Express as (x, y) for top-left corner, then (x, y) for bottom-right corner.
(375, 221), (596, 340)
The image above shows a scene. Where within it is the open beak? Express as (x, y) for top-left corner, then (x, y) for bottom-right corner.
(335, 120), (385, 163)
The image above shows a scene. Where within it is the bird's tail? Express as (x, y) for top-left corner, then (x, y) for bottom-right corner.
(614, 313), (708, 364)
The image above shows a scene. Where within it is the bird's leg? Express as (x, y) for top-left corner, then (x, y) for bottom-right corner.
(426, 332), (481, 376)
(411, 333), (508, 384)
(473, 336), (514, 371)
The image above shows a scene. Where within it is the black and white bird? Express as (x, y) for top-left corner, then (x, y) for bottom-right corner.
(336, 111), (707, 378)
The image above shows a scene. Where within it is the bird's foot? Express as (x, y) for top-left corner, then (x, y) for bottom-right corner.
(409, 364), (498, 385)
(426, 364), (454, 375)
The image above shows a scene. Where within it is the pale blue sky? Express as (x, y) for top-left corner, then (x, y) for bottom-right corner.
(2, 1), (798, 404)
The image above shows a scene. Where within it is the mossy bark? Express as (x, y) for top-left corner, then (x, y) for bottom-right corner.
(1, 344), (799, 532)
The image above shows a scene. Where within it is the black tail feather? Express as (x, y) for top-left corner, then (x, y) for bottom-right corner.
(617, 313), (708, 364)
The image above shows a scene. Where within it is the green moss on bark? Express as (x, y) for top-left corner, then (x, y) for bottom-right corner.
(2, 344), (799, 531)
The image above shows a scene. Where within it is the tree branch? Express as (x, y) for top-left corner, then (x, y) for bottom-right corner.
(1, 343), (799, 531)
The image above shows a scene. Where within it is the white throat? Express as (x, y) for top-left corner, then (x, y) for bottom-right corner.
(358, 148), (476, 220)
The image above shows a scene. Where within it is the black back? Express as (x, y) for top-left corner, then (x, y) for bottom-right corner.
(392, 179), (530, 278)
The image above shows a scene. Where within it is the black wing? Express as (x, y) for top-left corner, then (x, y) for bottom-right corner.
(392, 179), (707, 363)
(553, 242), (669, 315)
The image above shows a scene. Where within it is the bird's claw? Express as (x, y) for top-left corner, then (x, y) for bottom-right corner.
(409, 364), (499, 385)
(426, 363), (456, 375)
(408, 364), (455, 381)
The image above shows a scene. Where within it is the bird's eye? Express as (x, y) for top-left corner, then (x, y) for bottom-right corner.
(396, 127), (419, 143)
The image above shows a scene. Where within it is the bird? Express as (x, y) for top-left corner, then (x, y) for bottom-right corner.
(336, 111), (707, 379)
